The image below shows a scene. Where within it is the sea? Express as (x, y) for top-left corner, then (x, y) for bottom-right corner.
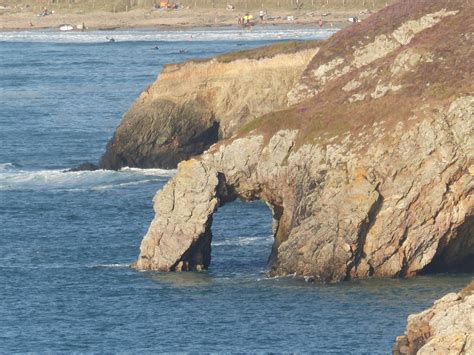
(0, 26), (471, 353)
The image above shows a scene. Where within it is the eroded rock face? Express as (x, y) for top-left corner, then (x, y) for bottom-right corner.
(134, 95), (473, 280)
(287, 3), (462, 104)
(133, 0), (473, 280)
(99, 47), (317, 169)
(134, 159), (222, 271)
(393, 281), (474, 355)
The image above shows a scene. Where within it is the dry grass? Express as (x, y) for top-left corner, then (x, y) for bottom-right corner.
(215, 40), (319, 62)
(235, 0), (473, 149)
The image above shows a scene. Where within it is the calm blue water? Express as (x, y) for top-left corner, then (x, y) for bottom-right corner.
(0, 27), (471, 353)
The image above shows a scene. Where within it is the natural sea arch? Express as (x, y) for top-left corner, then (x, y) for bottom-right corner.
(134, 161), (287, 274)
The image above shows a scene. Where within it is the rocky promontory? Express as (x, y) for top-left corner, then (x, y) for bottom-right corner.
(123, 0), (473, 352)
(133, 0), (473, 282)
(99, 42), (319, 169)
(393, 280), (474, 354)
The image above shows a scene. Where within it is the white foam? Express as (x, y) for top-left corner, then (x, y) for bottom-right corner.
(0, 164), (175, 191)
(120, 166), (176, 176)
(213, 235), (273, 246)
(90, 178), (157, 191)
(92, 263), (130, 268)
(0, 27), (338, 43)
(0, 162), (18, 172)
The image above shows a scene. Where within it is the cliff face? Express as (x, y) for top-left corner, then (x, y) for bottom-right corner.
(133, 0), (473, 281)
(393, 280), (474, 355)
(99, 43), (318, 169)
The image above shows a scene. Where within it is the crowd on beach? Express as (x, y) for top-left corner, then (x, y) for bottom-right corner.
(236, 9), (334, 29)
(2, 0), (372, 32)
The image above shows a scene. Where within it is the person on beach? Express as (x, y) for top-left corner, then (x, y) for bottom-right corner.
(319, 18), (323, 27)
(244, 13), (252, 25)
(259, 10), (265, 21)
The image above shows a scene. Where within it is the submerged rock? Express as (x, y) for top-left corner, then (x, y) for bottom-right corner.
(133, 0), (473, 281)
(67, 162), (99, 172)
(393, 280), (474, 355)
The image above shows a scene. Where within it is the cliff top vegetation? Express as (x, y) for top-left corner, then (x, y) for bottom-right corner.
(236, 0), (473, 149)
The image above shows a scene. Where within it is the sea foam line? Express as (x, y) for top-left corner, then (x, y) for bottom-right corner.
(0, 164), (175, 191)
(0, 27), (339, 43)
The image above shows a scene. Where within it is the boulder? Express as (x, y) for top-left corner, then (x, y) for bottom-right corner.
(393, 280), (474, 355)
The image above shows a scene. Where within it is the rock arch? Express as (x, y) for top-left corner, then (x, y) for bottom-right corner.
(133, 97), (473, 282)
(133, 158), (286, 272)
(132, 131), (297, 273)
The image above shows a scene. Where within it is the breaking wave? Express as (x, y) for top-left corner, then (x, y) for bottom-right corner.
(92, 263), (131, 268)
(0, 162), (19, 172)
(0, 163), (175, 191)
(213, 235), (273, 247)
(0, 27), (339, 43)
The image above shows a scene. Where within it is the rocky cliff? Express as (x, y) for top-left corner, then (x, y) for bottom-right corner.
(99, 42), (319, 169)
(133, 0), (473, 282)
(393, 280), (474, 354)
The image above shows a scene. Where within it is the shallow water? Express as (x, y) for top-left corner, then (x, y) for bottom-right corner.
(0, 27), (471, 353)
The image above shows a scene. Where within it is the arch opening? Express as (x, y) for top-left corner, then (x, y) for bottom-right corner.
(209, 199), (275, 274)
(139, 163), (287, 274)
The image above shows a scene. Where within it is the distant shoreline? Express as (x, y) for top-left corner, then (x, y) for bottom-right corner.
(0, 7), (370, 32)
(0, 22), (345, 33)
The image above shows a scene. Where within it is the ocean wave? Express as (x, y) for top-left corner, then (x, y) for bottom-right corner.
(0, 162), (19, 172)
(0, 27), (338, 43)
(92, 263), (131, 268)
(120, 166), (176, 176)
(0, 164), (175, 191)
(90, 178), (157, 191)
(213, 235), (273, 246)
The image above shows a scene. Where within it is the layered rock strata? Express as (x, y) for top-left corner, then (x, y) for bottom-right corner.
(134, 96), (473, 279)
(99, 43), (318, 169)
(393, 280), (474, 355)
(133, 0), (473, 281)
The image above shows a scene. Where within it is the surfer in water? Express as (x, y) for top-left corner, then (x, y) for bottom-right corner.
(106, 36), (116, 42)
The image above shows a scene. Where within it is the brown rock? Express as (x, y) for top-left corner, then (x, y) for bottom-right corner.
(134, 0), (473, 281)
(99, 44), (317, 169)
(393, 280), (474, 355)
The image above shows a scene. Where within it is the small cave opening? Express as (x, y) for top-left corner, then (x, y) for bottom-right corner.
(209, 199), (274, 275)
(421, 215), (474, 274)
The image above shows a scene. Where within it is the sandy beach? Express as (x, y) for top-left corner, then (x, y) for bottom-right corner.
(0, 6), (379, 31)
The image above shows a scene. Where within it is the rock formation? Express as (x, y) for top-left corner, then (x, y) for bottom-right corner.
(393, 280), (474, 355)
(133, 0), (473, 282)
(99, 42), (319, 169)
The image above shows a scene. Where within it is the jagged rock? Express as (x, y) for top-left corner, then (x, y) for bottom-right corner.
(133, 0), (473, 280)
(287, 3), (463, 104)
(393, 280), (474, 355)
(99, 43), (318, 169)
(135, 97), (473, 278)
